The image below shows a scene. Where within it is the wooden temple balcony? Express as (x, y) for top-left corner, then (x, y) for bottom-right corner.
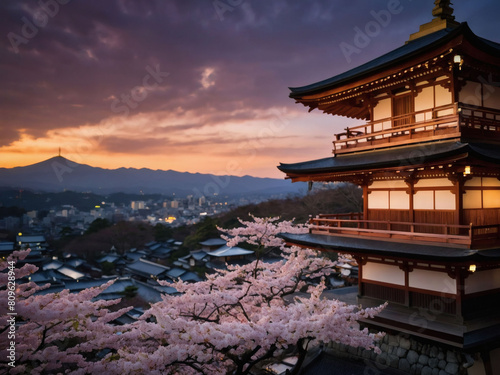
(333, 103), (500, 155)
(309, 214), (500, 249)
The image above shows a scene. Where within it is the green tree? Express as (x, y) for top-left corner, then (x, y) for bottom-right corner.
(119, 285), (138, 299)
(108, 222), (153, 254)
(154, 223), (173, 242)
(100, 261), (115, 275)
(182, 216), (220, 250)
(59, 226), (74, 239)
(85, 218), (111, 235)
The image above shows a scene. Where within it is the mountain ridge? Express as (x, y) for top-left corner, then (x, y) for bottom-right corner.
(0, 156), (304, 197)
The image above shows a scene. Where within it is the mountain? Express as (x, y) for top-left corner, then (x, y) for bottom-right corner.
(0, 157), (305, 197)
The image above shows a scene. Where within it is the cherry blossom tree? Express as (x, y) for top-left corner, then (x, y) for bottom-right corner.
(1, 216), (385, 375)
(0, 250), (132, 375)
(100, 216), (385, 375)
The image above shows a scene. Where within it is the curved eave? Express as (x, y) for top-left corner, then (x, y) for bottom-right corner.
(278, 141), (466, 176)
(278, 141), (500, 180)
(289, 23), (500, 100)
(280, 233), (500, 262)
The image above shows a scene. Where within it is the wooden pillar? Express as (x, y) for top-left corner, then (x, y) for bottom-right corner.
(449, 173), (465, 226)
(455, 267), (465, 320)
(363, 185), (369, 223)
(405, 178), (415, 224)
(456, 177), (464, 226)
(359, 176), (373, 228)
(451, 70), (458, 104)
(482, 350), (494, 375)
(399, 262), (413, 307)
(354, 256), (366, 297)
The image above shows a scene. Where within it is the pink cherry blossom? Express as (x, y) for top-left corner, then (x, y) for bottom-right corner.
(1, 216), (384, 375)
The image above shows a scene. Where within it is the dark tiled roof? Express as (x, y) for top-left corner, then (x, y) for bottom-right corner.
(29, 270), (61, 284)
(166, 267), (185, 279)
(56, 266), (86, 280)
(289, 23), (500, 98)
(43, 260), (64, 270)
(190, 251), (208, 261)
(208, 245), (254, 257)
(98, 254), (121, 263)
(281, 233), (500, 261)
(126, 259), (169, 278)
(0, 242), (14, 252)
(199, 238), (227, 246)
(179, 271), (202, 282)
(278, 141), (500, 176)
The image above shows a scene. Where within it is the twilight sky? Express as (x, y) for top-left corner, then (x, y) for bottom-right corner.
(1, 0), (499, 178)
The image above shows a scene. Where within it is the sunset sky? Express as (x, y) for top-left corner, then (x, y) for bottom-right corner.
(1, 0), (499, 178)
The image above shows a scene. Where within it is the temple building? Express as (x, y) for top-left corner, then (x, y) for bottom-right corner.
(279, 2), (500, 374)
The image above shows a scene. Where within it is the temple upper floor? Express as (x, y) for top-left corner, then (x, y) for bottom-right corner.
(288, 23), (500, 155)
(333, 101), (500, 155)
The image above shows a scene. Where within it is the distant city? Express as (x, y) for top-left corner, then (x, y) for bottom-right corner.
(0, 155), (308, 242)
(0, 181), (352, 327)
(0, 189), (288, 239)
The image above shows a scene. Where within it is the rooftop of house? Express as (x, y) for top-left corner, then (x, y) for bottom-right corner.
(29, 269), (61, 284)
(178, 271), (202, 283)
(124, 250), (147, 262)
(126, 258), (170, 277)
(42, 260), (64, 270)
(16, 235), (46, 243)
(166, 267), (185, 279)
(55, 265), (86, 280)
(207, 245), (254, 257)
(33, 276), (179, 303)
(200, 238), (227, 247)
(98, 254), (122, 264)
(182, 251), (208, 261)
(0, 242), (14, 252)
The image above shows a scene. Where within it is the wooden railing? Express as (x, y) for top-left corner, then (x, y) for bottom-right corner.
(459, 104), (500, 138)
(360, 283), (457, 314)
(309, 214), (500, 248)
(333, 103), (459, 154)
(471, 224), (500, 245)
(315, 213), (363, 221)
(332, 103), (500, 154)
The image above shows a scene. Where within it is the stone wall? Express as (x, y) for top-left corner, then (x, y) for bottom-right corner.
(326, 333), (474, 375)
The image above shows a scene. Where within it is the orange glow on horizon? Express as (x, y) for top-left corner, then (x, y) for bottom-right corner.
(0, 149), (307, 178)
(0, 109), (351, 178)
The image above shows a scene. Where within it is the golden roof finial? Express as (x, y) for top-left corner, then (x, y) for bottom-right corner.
(407, 0), (460, 43)
(432, 0), (456, 21)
